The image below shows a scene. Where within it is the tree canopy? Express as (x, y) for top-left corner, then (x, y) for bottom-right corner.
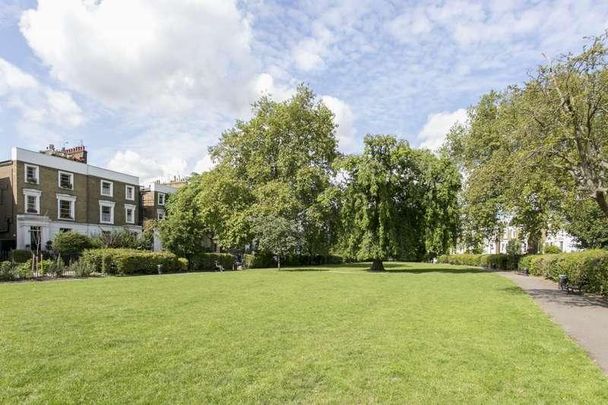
(338, 135), (460, 270)
(447, 33), (608, 251)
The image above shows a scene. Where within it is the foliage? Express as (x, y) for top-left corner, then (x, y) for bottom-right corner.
(53, 231), (94, 258)
(189, 253), (236, 271)
(437, 254), (520, 270)
(243, 253), (344, 268)
(243, 252), (275, 268)
(10, 249), (32, 263)
(82, 249), (185, 275)
(563, 198), (608, 248)
(92, 229), (145, 250)
(0, 261), (18, 281)
(250, 215), (300, 269)
(446, 34), (608, 251)
(158, 175), (213, 262)
(543, 244), (562, 254)
(506, 239), (523, 256)
(171, 85), (340, 257)
(338, 135), (460, 269)
(68, 259), (96, 278)
(519, 250), (608, 294)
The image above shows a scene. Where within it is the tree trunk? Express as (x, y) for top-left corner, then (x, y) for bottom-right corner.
(277, 256), (281, 271)
(595, 190), (608, 218)
(370, 259), (385, 272)
(527, 232), (540, 254)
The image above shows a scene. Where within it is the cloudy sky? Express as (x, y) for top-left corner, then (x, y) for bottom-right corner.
(1, 0), (607, 182)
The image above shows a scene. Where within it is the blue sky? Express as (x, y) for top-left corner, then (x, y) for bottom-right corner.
(1, 0), (607, 182)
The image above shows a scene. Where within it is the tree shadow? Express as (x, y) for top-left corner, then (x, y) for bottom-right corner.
(500, 286), (608, 308)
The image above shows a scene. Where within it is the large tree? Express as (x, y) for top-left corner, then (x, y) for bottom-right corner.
(194, 85), (341, 257)
(446, 34), (608, 251)
(158, 175), (211, 265)
(338, 135), (460, 271)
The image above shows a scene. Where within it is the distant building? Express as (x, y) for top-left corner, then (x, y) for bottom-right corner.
(141, 182), (179, 251)
(459, 226), (579, 254)
(0, 146), (142, 252)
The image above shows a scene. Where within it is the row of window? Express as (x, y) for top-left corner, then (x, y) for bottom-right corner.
(24, 164), (137, 200)
(23, 189), (136, 224)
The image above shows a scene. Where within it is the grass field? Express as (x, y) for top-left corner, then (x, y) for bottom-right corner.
(1, 262), (607, 403)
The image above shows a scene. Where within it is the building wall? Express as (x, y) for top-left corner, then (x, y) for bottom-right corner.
(0, 161), (16, 249)
(14, 161), (140, 226)
(5, 148), (143, 250)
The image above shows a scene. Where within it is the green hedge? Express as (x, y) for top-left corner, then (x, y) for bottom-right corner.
(519, 250), (608, 294)
(10, 249), (32, 263)
(190, 253), (235, 271)
(82, 249), (186, 275)
(243, 253), (344, 268)
(437, 254), (520, 270)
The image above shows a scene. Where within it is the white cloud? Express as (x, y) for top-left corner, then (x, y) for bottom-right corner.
(105, 122), (223, 183)
(20, 0), (260, 115)
(292, 24), (335, 71)
(418, 108), (467, 151)
(0, 57), (83, 131)
(321, 95), (358, 153)
(254, 72), (294, 101)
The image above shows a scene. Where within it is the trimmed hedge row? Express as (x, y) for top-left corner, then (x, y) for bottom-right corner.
(190, 253), (235, 271)
(437, 254), (521, 270)
(82, 249), (187, 275)
(243, 253), (344, 268)
(519, 250), (608, 294)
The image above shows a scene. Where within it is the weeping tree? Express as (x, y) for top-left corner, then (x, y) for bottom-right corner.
(338, 135), (460, 271)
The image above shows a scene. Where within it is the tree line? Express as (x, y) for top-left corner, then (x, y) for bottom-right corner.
(446, 33), (608, 252)
(159, 86), (460, 270)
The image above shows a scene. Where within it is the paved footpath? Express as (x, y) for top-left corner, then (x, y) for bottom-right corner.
(499, 272), (608, 374)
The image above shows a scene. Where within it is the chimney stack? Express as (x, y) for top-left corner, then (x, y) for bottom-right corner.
(62, 145), (88, 163)
(41, 144), (88, 163)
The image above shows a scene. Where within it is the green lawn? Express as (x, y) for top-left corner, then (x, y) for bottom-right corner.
(1, 262), (607, 403)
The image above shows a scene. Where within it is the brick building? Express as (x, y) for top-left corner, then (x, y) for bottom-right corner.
(0, 146), (142, 252)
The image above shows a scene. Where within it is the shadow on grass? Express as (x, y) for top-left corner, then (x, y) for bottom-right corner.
(500, 286), (608, 308)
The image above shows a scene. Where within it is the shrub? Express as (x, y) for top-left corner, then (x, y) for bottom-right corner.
(44, 257), (66, 277)
(68, 260), (96, 277)
(53, 232), (94, 259)
(10, 249), (32, 263)
(244, 252), (275, 268)
(519, 250), (608, 294)
(437, 254), (520, 270)
(506, 240), (523, 256)
(544, 244), (562, 254)
(82, 248), (185, 275)
(0, 261), (18, 281)
(190, 253), (236, 271)
(92, 229), (143, 249)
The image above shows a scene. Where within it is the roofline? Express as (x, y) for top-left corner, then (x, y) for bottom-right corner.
(11, 147), (140, 185)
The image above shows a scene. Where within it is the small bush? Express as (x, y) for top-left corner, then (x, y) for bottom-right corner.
(10, 249), (31, 263)
(190, 253), (235, 271)
(544, 244), (562, 254)
(69, 260), (96, 277)
(244, 252), (275, 268)
(82, 248), (184, 275)
(506, 240), (523, 256)
(53, 232), (94, 259)
(0, 261), (18, 281)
